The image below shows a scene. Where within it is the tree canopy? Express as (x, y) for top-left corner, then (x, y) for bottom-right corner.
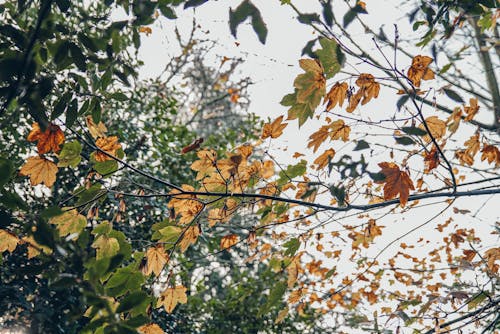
(1, 0), (499, 333)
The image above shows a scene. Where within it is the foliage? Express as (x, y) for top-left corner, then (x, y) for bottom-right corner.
(1, 0), (500, 333)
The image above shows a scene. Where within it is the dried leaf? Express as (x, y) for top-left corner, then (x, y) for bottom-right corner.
(85, 116), (107, 139)
(463, 98), (479, 121)
(20, 156), (58, 187)
(179, 225), (201, 252)
(313, 148), (335, 169)
(377, 162), (415, 206)
(157, 286), (187, 313)
(407, 55), (435, 87)
(138, 323), (164, 334)
(27, 122), (65, 154)
(324, 82), (348, 110)
(424, 146), (440, 173)
(49, 209), (87, 239)
(262, 116), (288, 139)
(420, 116), (446, 143)
(220, 234), (239, 250)
(481, 144), (500, 166)
(94, 136), (122, 162)
(0, 229), (19, 253)
(145, 244), (169, 277)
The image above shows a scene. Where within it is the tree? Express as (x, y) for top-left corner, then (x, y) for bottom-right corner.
(1, 0), (499, 333)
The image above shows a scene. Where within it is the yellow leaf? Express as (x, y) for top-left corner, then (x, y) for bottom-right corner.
(138, 323), (164, 334)
(377, 162), (415, 206)
(329, 119), (350, 141)
(179, 225), (201, 252)
(262, 116), (288, 139)
(85, 116), (107, 139)
(420, 116), (446, 143)
(49, 209), (87, 239)
(220, 234), (239, 250)
(22, 235), (52, 259)
(145, 245), (169, 277)
(287, 257), (301, 288)
(275, 306), (289, 324)
(157, 286), (187, 313)
(94, 136), (122, 162)
(464, 133), (480, 158)
(91, 235), (119, 259)
(0, 229), (19, 253)
(313, 149), (335, 170)
(19, 156), (58, 187)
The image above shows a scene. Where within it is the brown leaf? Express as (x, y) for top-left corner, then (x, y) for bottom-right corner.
(329, 119), (350, 141)
(424, 146), (440, 173)
(481, 144), (500, 166)
(220, 234), (239, 250)
(377, 162), (415, 206)
(20, 156), (58, 187)
(483, 247), (500, 274)
(313, 149), (335, 170)
(85, 116), (107, 139)
(262, 116), (288, 139)
(138, 323), (164, 334)
(420, 116), (446, 143)
(94, 136), (122, 162)
(156, 286), (187, 313)
(27, 122), (65, 154)
(0, 229), (19, 253)
(463, 98), (479, 121)
(324, 82), (348, 111)
(179, 225), (201, 252)
(145, 245), (169, 277)
(407, 55), (435, 87)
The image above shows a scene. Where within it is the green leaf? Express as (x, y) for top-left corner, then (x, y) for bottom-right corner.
(116, 291), (149, 314)
(0, 157), (14, 189)
(402, 126), (427, 136)
(58, 141), (82, 168)
(468, 292), (488, 310)
(396, 95), (409, 111)
(65, 98), (78, 127)
(251, 9), (268, 44)
(49, 209), (87, 239)
(92, 235), (120, 259)
(297, 13), (320, 24)
(395, 136), (415, 145)
(75, 184), (106, 208)
(322, 0), (333, 27)
(156, 226), (182, 248)
(229, 0), (267, 44)
(184, 0), (208, 9)
(443, 88), (464, 103)
(51, 91), (72, 119)
(55, 0), (70, 12)
(354, 140), (370, 151)
(283, 238), (300, 256)
(329, 185), (346, 206)
(315, 37), (344, 79)
(278, 160), (307, 186)
(69, 43), (87, 71)
(93, 160), (119, 176)
(266, 281), (286, 310)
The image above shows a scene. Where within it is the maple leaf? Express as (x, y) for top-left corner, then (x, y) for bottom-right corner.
(27, 122), (65, 154)
(483, 247), (500, 274)
(464, 133), (480, 158)
(145, 244), (169, 276)
(190, 149), (217, 180)
(94, 136), (122, 162)
(138, 323), (164, 334)
(307, 125), (329, 153)
(313, 148), (335, 170)
(262, 116), (288, 139)
(377, 162), (415, 206)
(49, 209), (87, 239)
(157, 286), (187, 313)
(220, 234), (239, 250)
(92, 235), (120, 259)
(85, 116), (107, 139)
(355, 73), (380, 105)
(324, 82), (348, 111)
(295, 59), (326, 103)
(261, 160), (275, 179)
(287, 256), (301, 288)
(139, 26), (152, 36)
(463, 98), (479, 121)
(407, 55), (435, 87)
(481, 144), (500, 166)
(447, 107), (462, 134)
(20, 156), (58, 187)
(455, 150), (474, 166)
(420, 116), (446, 143)
(22, 235), (52, 259)
(58, 141), (82, 168)
(424, 146), (440, 173)
(0, 229), (19, 253)
(329, 119), (350, 141)
(179, 225), (201, 252)
(207, 198), (238, 227)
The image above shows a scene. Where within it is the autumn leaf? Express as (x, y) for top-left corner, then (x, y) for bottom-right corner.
(308, 125), (329, 153)
(313, 148), (335, 169)
(20, 156), (58, 187)
(94, 136), (122, 162)
(0, 229), (19, 253)
(420, 116), (446, 143)
(377, 162), (415, 206)
(463, 98), (479, 121)
(91, 235), (120, 259)
(483, 247), (500, 274)
(138, 323), (164, 334)
(58, 141), (82, 168)
(481, 144), (500, 166)
(49, 209), (87, 239)
(447, 107), (462, 134)
(220, 234), (239, 250)
(324, 82), (348, 111)
(464, 133), (480, 158)
(85, 115), (107, 139)
(424, 146), (440, 173)
(355, 73), (380, 105)
(27, 122), (65, 154)
(181, 138), (204, 154)
(157, 286), (187, 313)
(179, 225), (201, 252)
(139, 26), (152, 36)
(190, 149), (217, 180)
(329, 119), (350, 141)
(407, 55), (435, 87)
(22, 235), (52, 259)
(145, 244), (169, 276)
(262, 116), (288, 139)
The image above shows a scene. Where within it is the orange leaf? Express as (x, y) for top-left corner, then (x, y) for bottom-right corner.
(420, 116), (446, 143)
(0, 229), (19, 253)
(481, 144), (500, 166)
(20, 156), (58, 187)
(138, 323), (164, 334)
(463, 98), (479, 121)
(94, 136), (122, 162)
(424, 146), (440, 173)
(145, 245), (169, 277)
(179, 225), (201, 252)
(377, 162), (415, 206)
(220, 234), (239, 250)
(407, 55), (435, 87)
(85, 116), (107, 138)
(484, 247), (500, 274)
(307, 125), (329, 153)
(355, 73), (380, 105)
(262, 116), (288, 139)
(329, 119), (350, 141)
(139, 26), (152, 36)
(313, 148), (335, 169)
(27, 122), (65, 154)
(156, 286), (187, 313)
(324, 82), (348, 111)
